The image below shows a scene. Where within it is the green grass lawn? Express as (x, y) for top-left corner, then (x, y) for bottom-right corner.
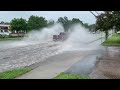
(0, 68), (32, 79)
(102, 34), (120, 46)
(54, 72), (90, 79)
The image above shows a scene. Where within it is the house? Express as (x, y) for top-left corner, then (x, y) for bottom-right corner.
(0, 24), (11, 35)
(0, 23), (26, 37)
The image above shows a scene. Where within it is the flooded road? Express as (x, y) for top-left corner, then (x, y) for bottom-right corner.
(0, 32), (105, 71)
(0, 35), (104, 73)
(0, 40), (63, 72)
(0, 40), (20, 49)
(0, 29), (119, 79)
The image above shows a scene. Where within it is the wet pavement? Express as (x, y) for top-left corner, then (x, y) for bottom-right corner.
(64, 46), (120, 79)
(64, 49), (102, 76)
(90, 47), (120, 79)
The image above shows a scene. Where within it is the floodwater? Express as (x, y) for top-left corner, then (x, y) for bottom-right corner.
(0, 40), (35, 50)
(0, 24), (117, 79)
(0, 39), (49, 50)
(0, 40), (19, 49)
(0, 30), (105, 72)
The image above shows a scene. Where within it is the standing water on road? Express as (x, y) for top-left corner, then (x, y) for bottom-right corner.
(0, 23), (105, 72)
(0, 23), (64, 50)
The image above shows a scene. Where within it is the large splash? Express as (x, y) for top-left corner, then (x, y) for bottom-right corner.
(60, 24), (104, 51)
(0, 23), (64, 49)
(0, 23), (104, 51)
(23, 23), (64, 43)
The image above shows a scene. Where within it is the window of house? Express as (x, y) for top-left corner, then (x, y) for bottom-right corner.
(4, 29), (8, 32)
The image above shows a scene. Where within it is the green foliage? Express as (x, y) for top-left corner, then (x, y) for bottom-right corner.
(10, 18), (28, 33)
(57, 16), (70, 31)
(72, 18), (83, 25)
(9, 15), (97, 33)
(10, 15), (48, 32)
(95, 11), (118, 40)
(47, 20), (55, 26)
(96, 11), (120, 32)
(0, 68), (32, 79)
(54, 72), (90, 79)
(57, 16), (90, 32)
(28, 15), (47, 30)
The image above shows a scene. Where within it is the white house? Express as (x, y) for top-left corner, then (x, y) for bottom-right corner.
(0, 24), (11, 35)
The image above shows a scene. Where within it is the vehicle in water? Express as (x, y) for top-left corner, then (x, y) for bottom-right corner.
(53, 32), (69, 41)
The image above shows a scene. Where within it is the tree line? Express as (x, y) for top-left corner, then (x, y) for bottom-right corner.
(9, 15), (95, 33)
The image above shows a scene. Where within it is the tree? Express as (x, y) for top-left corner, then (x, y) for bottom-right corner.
(28, 15), (47, 30)
(57, 17), (86, 32)
(95, 12), (113, 40)
(89, 24), (96, 32)
(83, 23), (89, 28)
(72, 18), (83, 25)
(111, 11), (120, 33)
(57, 16), (70, 32)
(0, 21), (4, 24)
(48, 20), (55, 26)
(95, 11), (120, 40)
(57, 17), (64, 24)
(10, 18), (28, 33)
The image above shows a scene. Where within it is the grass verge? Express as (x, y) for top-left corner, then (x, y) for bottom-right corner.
(0, 68), (32, 79)
(54, 72), (90, 79)
(0, 37), (23, 41)
(102, 34), (120, 46)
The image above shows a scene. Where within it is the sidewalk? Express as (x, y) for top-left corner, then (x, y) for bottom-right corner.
(16, 51), (89, 79)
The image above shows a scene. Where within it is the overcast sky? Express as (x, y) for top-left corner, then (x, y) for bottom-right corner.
(0, 11), (102, 24)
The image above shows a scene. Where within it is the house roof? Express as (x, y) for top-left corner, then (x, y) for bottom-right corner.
(0, 24), (10, 27)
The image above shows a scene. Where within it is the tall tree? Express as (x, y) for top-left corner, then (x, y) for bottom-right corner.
(48, 19), (55, 26)
(72, 18), (83, 25)
(112, 11), (120, 33)
(28, 15), (47, 30)
(57, 17), (86, 32)
(95, 11), (120, 40)
(89, 24), (96, 32)
(95, 11), (113, 40)
(84, 23), (89, 28)
(57, 16), (69, 31)
(10, 18), (28, 33)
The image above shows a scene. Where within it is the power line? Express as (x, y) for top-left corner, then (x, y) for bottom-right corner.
(89, 11), (97, 18)
(95, 11), (99, 15)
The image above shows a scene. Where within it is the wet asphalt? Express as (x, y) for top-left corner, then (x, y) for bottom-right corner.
(64, 49), (103, 76)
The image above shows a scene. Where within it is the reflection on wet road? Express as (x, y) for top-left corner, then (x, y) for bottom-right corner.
(64, 49), (103, 76)
(64, 46), (120, 79)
